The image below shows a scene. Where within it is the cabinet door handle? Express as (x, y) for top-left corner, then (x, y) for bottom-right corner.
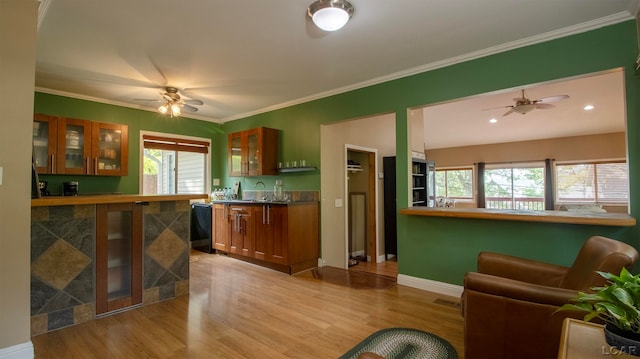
(94, 157), (99, 174)
(267, 205), (271, 225)
(262, 205), (266, 225)
(50, 154), (55, 173)
(85, 157), (90, 174)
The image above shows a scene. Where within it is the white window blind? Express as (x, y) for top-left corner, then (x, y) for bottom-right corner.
(556, 162), (628, 204)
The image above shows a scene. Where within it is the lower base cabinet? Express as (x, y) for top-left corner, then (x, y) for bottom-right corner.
(213, 202), (318, 274)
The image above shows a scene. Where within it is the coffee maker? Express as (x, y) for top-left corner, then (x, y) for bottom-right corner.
(63, 181), (78, 196)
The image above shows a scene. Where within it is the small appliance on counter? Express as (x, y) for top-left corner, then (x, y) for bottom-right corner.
(63, 181), (79, 196)
(38, 181), (50, 197)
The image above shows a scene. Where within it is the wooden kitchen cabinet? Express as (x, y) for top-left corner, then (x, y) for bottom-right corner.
(213, 201), (318, 274)
(228, 127), (279, 176)
(57, 117), (93, 175)
(252, 204), (287, 265)
(92, 121), (129, 176)
(32, 114), (58, 174)
(33, 114), (128, 176)
(228, 205), (253, 257)
(95, 202), (143, 315)
(212, 203), (229, 252)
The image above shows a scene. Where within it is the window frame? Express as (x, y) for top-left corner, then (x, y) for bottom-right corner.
(139, 131), (211, 195)
(435, 166), (475, 203)
(483, 162), (547, 211)
(554, 159), (629, 206)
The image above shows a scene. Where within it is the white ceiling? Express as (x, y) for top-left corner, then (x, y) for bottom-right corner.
(35, 1), (639, 123)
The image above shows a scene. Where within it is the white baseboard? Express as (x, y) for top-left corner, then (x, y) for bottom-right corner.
(397, 274), (463, 298)
(0, 342), (34, 359)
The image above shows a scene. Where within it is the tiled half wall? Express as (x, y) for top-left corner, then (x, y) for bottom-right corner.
(30, 201), (190, 335)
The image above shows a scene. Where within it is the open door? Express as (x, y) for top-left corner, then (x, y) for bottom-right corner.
(346, 146), (378, 267)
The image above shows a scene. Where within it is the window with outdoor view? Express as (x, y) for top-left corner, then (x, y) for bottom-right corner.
(142, 134), (210, 195)
(556, 161), (628, 204)
(484, 165), (545, 210)
(435, 168), (473, 200)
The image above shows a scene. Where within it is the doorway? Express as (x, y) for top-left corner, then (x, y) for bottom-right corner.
(345, 146), (377, 268)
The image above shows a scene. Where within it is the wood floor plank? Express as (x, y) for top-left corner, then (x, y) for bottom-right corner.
(32, 252), (464, 358)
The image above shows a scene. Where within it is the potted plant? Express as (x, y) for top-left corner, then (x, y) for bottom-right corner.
(558, 267), (640, 356)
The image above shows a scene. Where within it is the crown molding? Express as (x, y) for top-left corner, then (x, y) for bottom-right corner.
(221, 11), (635, 123)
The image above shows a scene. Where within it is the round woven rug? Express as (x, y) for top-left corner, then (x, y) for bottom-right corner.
(339, 328), (458, 359)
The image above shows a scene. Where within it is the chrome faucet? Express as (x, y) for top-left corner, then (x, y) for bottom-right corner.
(255, 181), (266, 189)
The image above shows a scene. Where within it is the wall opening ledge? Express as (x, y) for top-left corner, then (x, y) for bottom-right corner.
(399, 207), (636, 227)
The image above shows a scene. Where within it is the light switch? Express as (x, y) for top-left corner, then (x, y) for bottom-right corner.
(335, 199), (343, 208)
(378, 172), (384, 179)
(213, 178), (220, 186)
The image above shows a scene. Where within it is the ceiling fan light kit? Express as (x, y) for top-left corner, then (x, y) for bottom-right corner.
(308, 0), (354, 32)
(133, 86), (204, 118)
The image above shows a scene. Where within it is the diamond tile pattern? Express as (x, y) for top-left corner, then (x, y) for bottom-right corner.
(147, 229), (186, 269)
(32, 239), (91, 290)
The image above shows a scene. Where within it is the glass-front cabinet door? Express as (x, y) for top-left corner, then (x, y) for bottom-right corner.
(57, 117), (92, 175)
(92, 122), (129, 176)
(32, 114), (57, 174)
(228, 132), (245, 176)
(96, 203), (142, 315)
(246, 129), (260, 176)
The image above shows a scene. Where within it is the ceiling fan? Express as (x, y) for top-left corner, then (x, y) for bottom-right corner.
(484, 89), (569, 117)
(134, 87), (204, 117)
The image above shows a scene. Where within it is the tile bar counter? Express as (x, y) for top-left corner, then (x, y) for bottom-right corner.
(399, 207), (636, 227)
(30, 193), (207, 335)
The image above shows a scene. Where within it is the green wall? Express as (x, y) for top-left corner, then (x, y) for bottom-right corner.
(222, 20), (640, 284)
(34, 20), (640, 286)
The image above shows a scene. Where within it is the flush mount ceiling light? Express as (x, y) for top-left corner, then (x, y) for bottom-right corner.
(307, 0), (354, 32)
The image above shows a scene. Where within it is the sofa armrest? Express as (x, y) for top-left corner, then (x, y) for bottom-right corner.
(464, 272), (579, 307)
(477, 252), (569, 287)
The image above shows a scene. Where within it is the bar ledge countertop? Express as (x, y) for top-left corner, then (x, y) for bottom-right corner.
(399, 207), (636, 227)
(31, 193), (209, 207)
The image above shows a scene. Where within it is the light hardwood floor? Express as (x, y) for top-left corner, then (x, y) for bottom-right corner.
(32, 252), (464, 358)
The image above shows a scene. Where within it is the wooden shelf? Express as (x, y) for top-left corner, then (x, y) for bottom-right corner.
(279, 166), (317, 173)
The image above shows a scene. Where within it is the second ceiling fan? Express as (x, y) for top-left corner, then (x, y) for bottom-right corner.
(486, 89), (569, 117)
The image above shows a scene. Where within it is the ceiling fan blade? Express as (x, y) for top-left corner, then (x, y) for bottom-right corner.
(184, 99), (204, 106)
(182, 104), (199, 112)
(482, 105), (512, 111)
(512, 97), (527, 102)
(535, 103), (555, 110)
(133, 98), (163, 103)
(503, 109), (514, 117)
(538, 94), (569, 103)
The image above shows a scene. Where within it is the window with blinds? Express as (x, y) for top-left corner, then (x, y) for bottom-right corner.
(142, 134), (210, 195)
(556, 161), (629, 204)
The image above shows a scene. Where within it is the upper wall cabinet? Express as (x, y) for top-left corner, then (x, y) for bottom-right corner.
(33, 114), (128, 176)
(228, 127), (279, 176)
(33, 114), (58, 174)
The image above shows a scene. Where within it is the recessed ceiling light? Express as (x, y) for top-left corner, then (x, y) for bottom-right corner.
(584, 105), (594, 111)
(489, 118), (497, 124)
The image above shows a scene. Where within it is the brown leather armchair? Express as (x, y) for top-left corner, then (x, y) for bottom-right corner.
(462, 236), (639, 359)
